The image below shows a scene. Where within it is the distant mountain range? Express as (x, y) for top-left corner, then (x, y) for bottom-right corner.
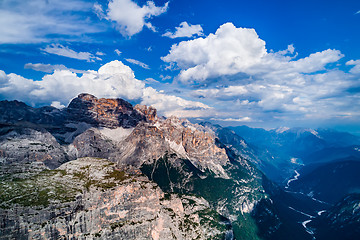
(228, 125), (360, 182)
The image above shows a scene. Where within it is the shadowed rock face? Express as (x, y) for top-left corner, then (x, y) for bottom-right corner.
(0, 100), (64, 126)
(67, 93), (146, 128)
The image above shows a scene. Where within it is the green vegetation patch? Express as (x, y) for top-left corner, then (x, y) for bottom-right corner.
(232, 214), (262, 240)
(0, 169), (79, 208)
(110, 219), (145, 231)
(0, 158), (129, 208)
(95, 169), (128, 190)
(69, 159), (128, 191)
(105, 169), (127, 181)
(198, 209), (227, 231)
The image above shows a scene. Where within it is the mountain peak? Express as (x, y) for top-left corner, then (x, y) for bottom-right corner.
(0, 94), (160, 142)
(67, 94), (146, 128)
(134, 104), (157, 122)
(76, 93), (97, 101)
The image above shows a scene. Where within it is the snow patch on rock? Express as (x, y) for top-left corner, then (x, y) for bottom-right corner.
(98, 127), (134, 142)
(165, 138), (188, 158)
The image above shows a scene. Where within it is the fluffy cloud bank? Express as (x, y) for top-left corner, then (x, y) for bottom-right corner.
(96, 0), (168, 37)
(162, 22), (343, 84)
(162, 22), (360, 124)
(162, 23), (267, 83)
(142, 87), (210, 118)
(0, 61), (209, 118)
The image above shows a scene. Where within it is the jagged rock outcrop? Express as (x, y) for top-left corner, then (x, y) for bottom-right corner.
(67, 94), (146, 129)
(67, 116), (230, 177)
(135, 104), (157, 122)
(101, 117), (230, 178)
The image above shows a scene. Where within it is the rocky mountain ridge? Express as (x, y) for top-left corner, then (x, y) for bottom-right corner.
(229, 125), (360, 183)
(0, 94), (268, 239)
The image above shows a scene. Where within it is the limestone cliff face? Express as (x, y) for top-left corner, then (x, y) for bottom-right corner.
(0, 94), (153, 144)
(158, 117), (229, 175)
(0, 158), (228, 240)
(0, 127), (69, 170)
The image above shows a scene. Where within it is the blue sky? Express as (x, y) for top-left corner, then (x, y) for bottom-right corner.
(1, 0), (360, 133)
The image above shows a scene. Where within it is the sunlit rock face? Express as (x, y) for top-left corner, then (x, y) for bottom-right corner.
(135, 104), (157, 122)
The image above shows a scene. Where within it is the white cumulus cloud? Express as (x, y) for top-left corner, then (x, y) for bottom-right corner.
(100, 0), (169, 37)
(162, 22), (343, 84)
(163, 22), (204, 39)
(162, 22), (267, 83)
(142, 87), (211, 118)
(160, 22), (360, 124)
(51, 101), (66, 109)
(0, 70), (8, 83)
(346, 59), (360, 74)
(0, 61), (145, 105)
